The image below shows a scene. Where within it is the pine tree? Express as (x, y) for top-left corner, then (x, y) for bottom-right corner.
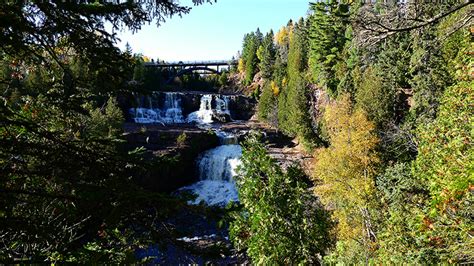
(256, 79), (280, 128)
(278, 18), (318, 148)
(409, 27), (451, 124)
(308, 1), (350, 95)
(240, 30), (262, 86)
(257, 30), (276, 80)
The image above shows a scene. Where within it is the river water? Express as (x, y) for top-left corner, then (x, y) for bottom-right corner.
(132, 92), (247, 263)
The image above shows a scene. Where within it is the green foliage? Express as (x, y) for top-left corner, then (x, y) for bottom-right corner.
(308, 1), (350, 95)
(408, 28), (452, 124)
(218, 71), (229, 87)
(374, 163), (432, 263)
(257, 81), (277, 123)
(86, 97), (125, 139)
(230, 133), (334, 264)
(133, 55), (146, 82)
(0, 0), (211, 262)
(237, 2), (473, 263)
(373, 29), (473, 264)
(355, 65), (396, 128)
(276, 19), (319, 149)
(176, 132), (188, 148)
(241, 29), (263, 85)
(257, 31), (276, 80)
(412, 78), (473, 262)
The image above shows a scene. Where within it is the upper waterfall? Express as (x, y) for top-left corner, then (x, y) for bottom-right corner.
(186, 94), (214, 124)
(129, 92), (184, 124)
(187, 94), (232, 124)
(162, 92), (185, 124)
(129, 92), (235, 125)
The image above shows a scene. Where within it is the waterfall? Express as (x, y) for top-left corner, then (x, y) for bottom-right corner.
(161, 92), (184, 124)
(186, 94), (214, 124)
(129, 92), (184, 124)
(187, 94), (232, 124)
(180, 132), (242, 207)
(215, 95), (230, 114)
(130, 108), (161, 124)
(130, 92), (235, 125)
(215, 130), (238, 145)
(197, 145), (241, 182)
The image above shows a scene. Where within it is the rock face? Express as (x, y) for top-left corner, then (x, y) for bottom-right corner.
(211, 112), (232, 123)
(228, 95), (256, 120)
(123, 124), (220, 192)
(179, 93), (202, 116)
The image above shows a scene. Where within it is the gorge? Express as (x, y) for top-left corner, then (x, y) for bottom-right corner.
(3, 1), (469, 263)
(125, 91), (251, 263)
(126, 91), (252, 206)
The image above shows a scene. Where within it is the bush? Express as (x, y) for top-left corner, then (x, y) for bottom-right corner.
(176, 132), (187, 148)
(230, 133), (334, 264)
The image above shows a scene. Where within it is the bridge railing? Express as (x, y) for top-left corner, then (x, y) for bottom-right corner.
(144, 60), (237, 66)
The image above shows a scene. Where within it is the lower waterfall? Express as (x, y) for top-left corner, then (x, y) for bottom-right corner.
(180, 143), (242, 207)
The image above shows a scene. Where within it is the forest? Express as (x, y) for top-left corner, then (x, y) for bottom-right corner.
(229, 1), (473, 263)
(1, 0), (473, 264)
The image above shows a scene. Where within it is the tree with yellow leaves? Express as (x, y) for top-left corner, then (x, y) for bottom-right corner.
(313, 94), (380, 263)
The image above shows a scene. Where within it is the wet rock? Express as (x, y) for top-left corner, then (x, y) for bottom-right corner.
(123, 123), (220, 192)
(211, 112), (232, 123)
(229, 95), (256, 120)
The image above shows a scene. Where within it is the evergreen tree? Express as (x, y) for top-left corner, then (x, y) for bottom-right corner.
(408, 27), (451, 124)
(308, 1), (350, 95)
(278, 19), (318, 148)
(124, 42), (133, 58)
(240, 30), (262, 85)
(256, 30), (276, 80)
(0, 0), (210, 261)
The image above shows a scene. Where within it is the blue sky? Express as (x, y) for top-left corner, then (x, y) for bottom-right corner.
(114, 0), (310, 62)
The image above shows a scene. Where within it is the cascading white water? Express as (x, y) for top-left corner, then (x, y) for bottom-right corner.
(197, 145), (241, 181)
(130, 108), (161, 124)
(215, 130), (238, 145)
(187, 94), (214, 124)
(161, 93), (184, 124)
(187, 94), (232, 124)
(180, 133), (242, 207)
(129, 92), (184, 124)
(215, 95), (231, 114)
(130, 93), (234, 125)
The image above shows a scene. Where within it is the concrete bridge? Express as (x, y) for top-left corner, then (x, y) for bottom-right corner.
(144, 60), (238, 74)
(144, 60), (238, 83)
